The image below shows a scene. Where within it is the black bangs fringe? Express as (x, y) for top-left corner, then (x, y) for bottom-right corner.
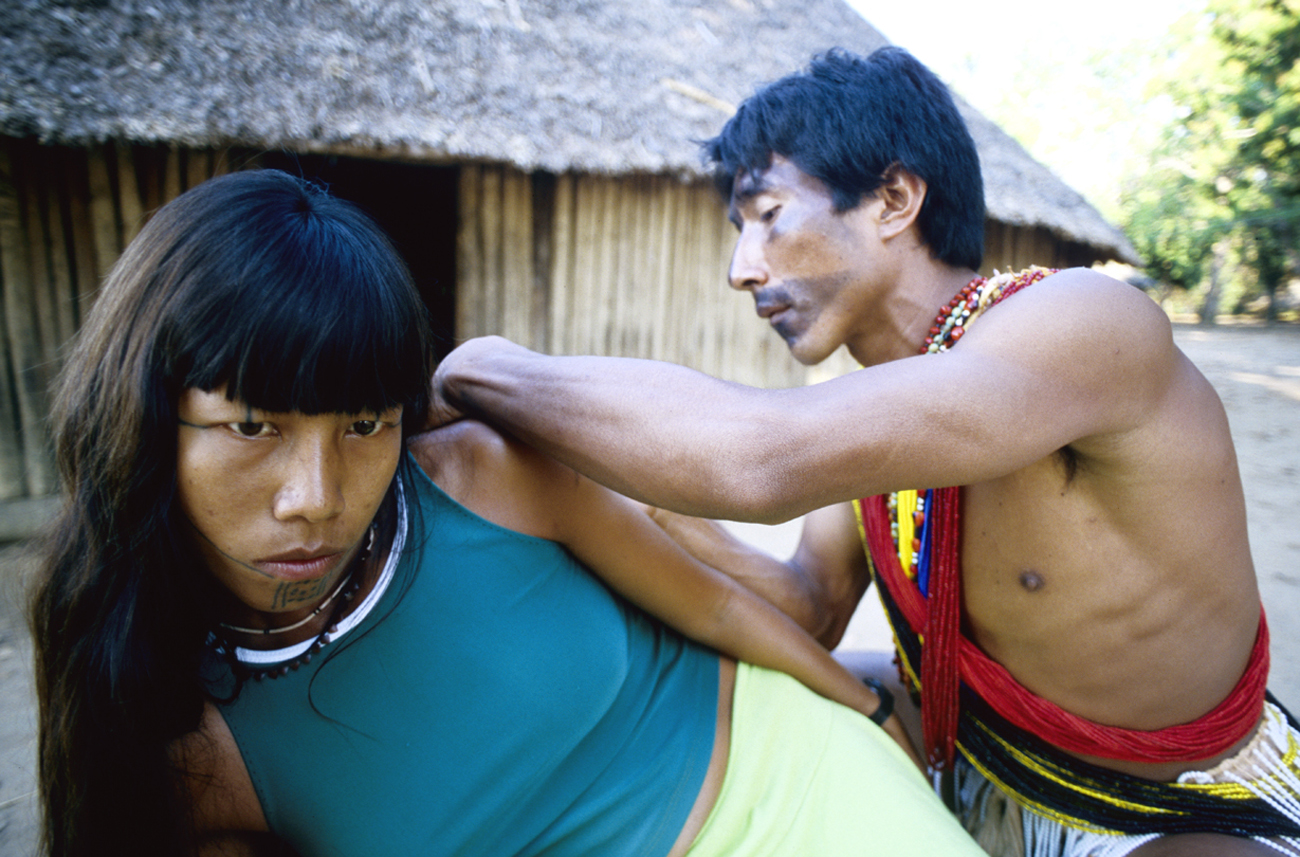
(181, 275), (428, 418)
(160, 179), (432, 419)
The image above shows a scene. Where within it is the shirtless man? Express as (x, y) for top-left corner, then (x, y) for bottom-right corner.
(432, 48), (1300, 856)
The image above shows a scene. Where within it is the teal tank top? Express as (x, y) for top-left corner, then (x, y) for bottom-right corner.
(213, 454), (720, 856)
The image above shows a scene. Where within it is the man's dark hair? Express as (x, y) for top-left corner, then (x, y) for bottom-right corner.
(704, 47), (985, 270)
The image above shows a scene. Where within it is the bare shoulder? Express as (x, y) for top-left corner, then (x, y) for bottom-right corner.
(406, 420), (574, 538)
(406, 419), (508, 484)
(169, 701), (267, 839)
(964, 268), (1179, 432)
(407, 419), (565, 485)
(985, 268), (1173, 356)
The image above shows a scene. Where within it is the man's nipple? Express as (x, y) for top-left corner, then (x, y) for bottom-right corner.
(1018, 570), (1046, 592)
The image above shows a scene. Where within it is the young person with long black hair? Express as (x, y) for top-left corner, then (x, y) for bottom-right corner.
(29, 168), (980, 857)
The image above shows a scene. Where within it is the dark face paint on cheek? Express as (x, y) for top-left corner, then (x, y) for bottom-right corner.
(731, 156), (883, 366)
(765, 268), (863, 360)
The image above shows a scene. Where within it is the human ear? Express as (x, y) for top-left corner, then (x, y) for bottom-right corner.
(875, 165), (927, 241)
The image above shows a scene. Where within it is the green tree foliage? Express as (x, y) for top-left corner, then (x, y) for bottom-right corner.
(1122, 0), (1300, 320)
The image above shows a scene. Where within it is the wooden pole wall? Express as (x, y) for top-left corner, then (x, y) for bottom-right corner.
(456, 164), (808, 391)
(0, 138), (250, 500)
(0, 145), (35, 498)
(982, 220), (1094, 275)
(1, 144), (1110, 501)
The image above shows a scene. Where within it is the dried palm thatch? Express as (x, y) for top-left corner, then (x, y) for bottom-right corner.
(1, 0), (1136, 262)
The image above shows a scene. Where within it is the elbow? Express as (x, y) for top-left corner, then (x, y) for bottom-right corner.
(676, 391), (825, 522)
(702, 478), (808, 525)
(680, 588), (743, 651)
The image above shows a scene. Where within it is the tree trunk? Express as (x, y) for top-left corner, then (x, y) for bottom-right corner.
(1199, 238), (1229, 326)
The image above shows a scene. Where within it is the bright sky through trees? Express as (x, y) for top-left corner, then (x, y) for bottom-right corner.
(849, 0), (1198, 72)
(845, 0), (1203, 218)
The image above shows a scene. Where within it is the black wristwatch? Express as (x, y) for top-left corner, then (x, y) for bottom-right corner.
(862, 677), (895, 726)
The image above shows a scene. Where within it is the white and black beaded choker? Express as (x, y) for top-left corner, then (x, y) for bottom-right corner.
(209, 477), (407, 680)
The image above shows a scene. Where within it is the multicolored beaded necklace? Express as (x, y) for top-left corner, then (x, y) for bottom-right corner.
(881, 266), (1052, 769)
(923, 265), (1052, 355)
(889, 266), (1052, 592)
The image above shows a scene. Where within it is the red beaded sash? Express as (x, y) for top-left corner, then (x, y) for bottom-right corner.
(860, 494), (1270, 768)
(857, 268), (1269, 770)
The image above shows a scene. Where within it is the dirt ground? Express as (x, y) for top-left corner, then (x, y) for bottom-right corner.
(0, 322), (1298, 856)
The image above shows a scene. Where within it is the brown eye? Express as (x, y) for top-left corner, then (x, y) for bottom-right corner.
(352, 420), (381, 437)
(230, 422), (268, 437)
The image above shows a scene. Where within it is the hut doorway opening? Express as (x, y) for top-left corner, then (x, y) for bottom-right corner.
(260, 153), (458, 360)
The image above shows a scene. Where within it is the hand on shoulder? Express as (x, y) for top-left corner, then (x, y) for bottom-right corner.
(427, 335), (531, 429)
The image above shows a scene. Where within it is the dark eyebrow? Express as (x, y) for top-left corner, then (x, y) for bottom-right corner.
(727, 171), (772, 227)
(730, 171), (770, 206)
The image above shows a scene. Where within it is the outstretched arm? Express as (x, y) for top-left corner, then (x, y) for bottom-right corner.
(432, 337), (807, 521)
(433, 270), (1177, 523)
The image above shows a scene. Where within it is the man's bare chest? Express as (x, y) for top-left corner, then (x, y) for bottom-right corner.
(950, 451), (1257, 725)
(958, 454), (1162, 644)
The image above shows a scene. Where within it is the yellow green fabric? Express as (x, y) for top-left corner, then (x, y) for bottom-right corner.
(685, 663), (985, 856)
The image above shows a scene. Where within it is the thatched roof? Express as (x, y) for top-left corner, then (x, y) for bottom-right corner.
(0, 0), (1137, 262)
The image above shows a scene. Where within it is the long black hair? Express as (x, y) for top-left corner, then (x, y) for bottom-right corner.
(705, 47), (986, 271)
(29, 169), (433, 856)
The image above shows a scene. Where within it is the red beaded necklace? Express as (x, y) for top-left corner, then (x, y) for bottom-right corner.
(894, 266), (1054, 769)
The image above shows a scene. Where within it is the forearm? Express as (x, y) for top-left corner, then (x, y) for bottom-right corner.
(645, 502), (873, 648)
(436, 337), (808, 521)
(644, 507), (838, 641)
(704, 587), (921, 767)
(717, 593), (878, 716)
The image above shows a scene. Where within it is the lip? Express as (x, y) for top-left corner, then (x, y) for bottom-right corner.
(761, 307), (792, 330)
(254, 548), (347, 582)
(756, 302), (790, 321)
